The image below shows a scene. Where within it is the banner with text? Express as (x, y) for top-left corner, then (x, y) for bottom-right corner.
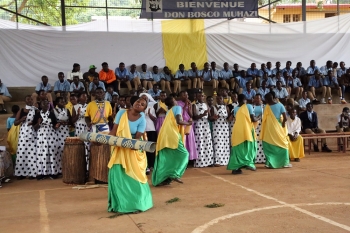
(140, 0), (258, 19)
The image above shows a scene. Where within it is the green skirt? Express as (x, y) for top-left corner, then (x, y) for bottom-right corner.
(227, 129), (257, 170)
(262, 142), (289, 168)
(108, 165), (153, 213)
(152, 134), (189, 186)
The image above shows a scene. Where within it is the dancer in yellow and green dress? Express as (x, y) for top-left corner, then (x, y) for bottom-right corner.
(152, 96), (191, 186)
(227, 94), (260, 175)
(260, 92), (292, 169)
(108, 97), (153, 213)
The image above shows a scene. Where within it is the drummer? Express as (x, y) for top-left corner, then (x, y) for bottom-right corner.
(85, 87), (113, 134)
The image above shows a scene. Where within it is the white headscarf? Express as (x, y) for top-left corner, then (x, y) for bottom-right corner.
(139, 93), (157, 107)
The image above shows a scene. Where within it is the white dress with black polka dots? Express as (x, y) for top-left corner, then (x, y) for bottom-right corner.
(74, 103), (88, 136)
(54, 107), (70, 169)
(253, 105), (266, 163)
(212, 104), (231, 165)
(15, 108), (37, 177)
(36, 111), (60, 176)
(194, 102), (214, 167)
(229, 102), (239, 144)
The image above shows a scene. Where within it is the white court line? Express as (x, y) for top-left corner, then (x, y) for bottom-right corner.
(39, 190), (50, 233)
(192, 170), (350, 233)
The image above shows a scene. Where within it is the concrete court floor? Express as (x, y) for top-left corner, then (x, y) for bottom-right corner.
(1, 115), (350, 233)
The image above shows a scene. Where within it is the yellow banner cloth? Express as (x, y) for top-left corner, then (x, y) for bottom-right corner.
(156, 108), (185, 155)
(7, 124), (20, 155)
(231, 104), (255, 147)
(161, 19), (207, 72)
(108, 111), (147, 184)
(260, 105), (288, 149)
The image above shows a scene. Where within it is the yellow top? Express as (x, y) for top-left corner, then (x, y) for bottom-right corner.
(156, 108), (185, 155)
(223, 96), (232, 105)
(107, 111), (148, 183)
(85, 101), (112, 124)
(65, 102), (73, 114)
(231, 104), (255, 147)
(260, 105), (288, 149)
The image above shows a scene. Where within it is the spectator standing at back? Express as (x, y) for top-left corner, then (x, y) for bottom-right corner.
(67, 63), (83, 83)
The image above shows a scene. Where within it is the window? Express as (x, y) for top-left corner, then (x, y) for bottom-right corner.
(292, 14), (301, 22)
(325, 13), (337, 18)
(283, 14), (291, 23)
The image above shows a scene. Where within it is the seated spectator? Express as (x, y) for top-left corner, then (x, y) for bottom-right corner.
(148, 84), (161, 101)
(325, 69), (342, 104)
(0, 79), (12, 114)
(162, 66), (173, 93)
(174, 64), (191, 92)
(129, 64), (141, 90)
(289, 69), (303, 101)
(298, 91), (310, 112)
(242, 82), (256, 103)
(53, 72), (70, 101)
(67, 63), (83, 83)
(246, 63), (260, 88)
(283, 71), (293, 95)
(238, 70), (248, 94)
(272, 61), (282, 77)
(259, 72), (271, 87)
(115, 62), (132, 94)
(265, 61), (273, 78)
(118, 95), (126, 109)
(294, 62), (307, 89)
(307, 70), (325, 103)
(219, 87), (232, 105)
(320, 60), (333, 78)
(201, 62), (218, 94)
(99, 62), (117, 92)
(89, 76), (106, 101)
(32, 75), (53, 104)
(337, 61), (349, 82)
(83, 65), (98, 95)
(70, 76), (85, 95)
(269, 72), (285, 89)
(258, 63), (267, 81)
(210, 61), (221, 93)
(187, 62), (201, 89)
(274, 81), (289, 105)
(7, 105), (19, 130)
(286, 108), (304, 162)
(299, 103), (332, 152)
(105, 85), (118, 102)
(220, 62), (233, 90)
(306, 60), (321, 86)
(140, 64), (155, 90)
(257, 80), (270, 102)
(282, 61), (293, 77)
(336, 107), (350, 132)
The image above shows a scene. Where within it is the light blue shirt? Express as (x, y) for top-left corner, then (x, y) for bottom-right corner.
(260, 77), (273, 86)
(210, 69), (221, 80)
(220, 69), (233, 80)
(140, 71), (153, 80)
(129, 71), (140, 81)
(272, 68), (282, 76)
(7, 117), (15, 129)
(257, 87), (270, 100)
(308, 77), (323, 88)
(115, 109), (146, 134)
(269, 102), (286, 119)
(152, 72), (165, 82)
(200, 70), (211, 81)
(253, 105), (264, 117)
(270, 77), (286, 87)
(320, 65), (332, 76)
(0, 83), (12, 98)
(115, 68), (130, 79)
(282, 67), (293, 77)
(168, 106), (182, 119)
(306, 66), (320, 78)
(273, 88), (289, 99)
(187, 69), (199, 78)
(89, 81), (106, 92)
(324, 75), (339, 87)
(70, 82), (85, 92)
(233, 104), (254, 117)
(105, 91), (118, 102)
(53, 80), (70, 92)
(147, 89), (161, 98)
(163, 73), (172, 82)
(265, 68), (273, 77)
(294, 67), (306, 76)
(243, 89), (256, 100)
(35, 82), (52, 92)
(337, 68), (348, 78)
(246, 68), (259, 81)
(299, 98), (310, 109)
(175, 70), (188, 80)
(239, 76), (248, 90)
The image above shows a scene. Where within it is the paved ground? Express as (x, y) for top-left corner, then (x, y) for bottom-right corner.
(1, 114), (350, 233)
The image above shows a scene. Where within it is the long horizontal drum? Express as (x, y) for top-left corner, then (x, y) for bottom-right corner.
(79, 132), (156, 153)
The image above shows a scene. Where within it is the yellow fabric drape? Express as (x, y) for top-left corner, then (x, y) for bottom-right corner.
(7, 124), (20, 155)
(231, 104), (255, 147)
(161, 19), (207, 72)
(159, 101), (168, 111)
(260, 105), (288, 149)
(107, 111), (148, 184)
(288, 135), (305, 159)
(156, 108), (185, 155)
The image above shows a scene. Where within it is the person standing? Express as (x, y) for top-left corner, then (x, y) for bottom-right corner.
(177, 91), (198, 163)
(286, 108), (305, 162)
(211, 95), (230, 166)
(107, 98), (153, 213)
(252, 94), (266, 164)
(227, 94), (259, 174)
(260, 93), (292, 169)
(152, 96), (190, 186)
(67, 63), (83, 82)
(193, 93), (214, 168)
(154, 91), (167, 133)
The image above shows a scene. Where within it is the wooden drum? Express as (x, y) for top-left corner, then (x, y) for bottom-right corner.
(89, 143), (111, 183)
(62, 137), (86, 184)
